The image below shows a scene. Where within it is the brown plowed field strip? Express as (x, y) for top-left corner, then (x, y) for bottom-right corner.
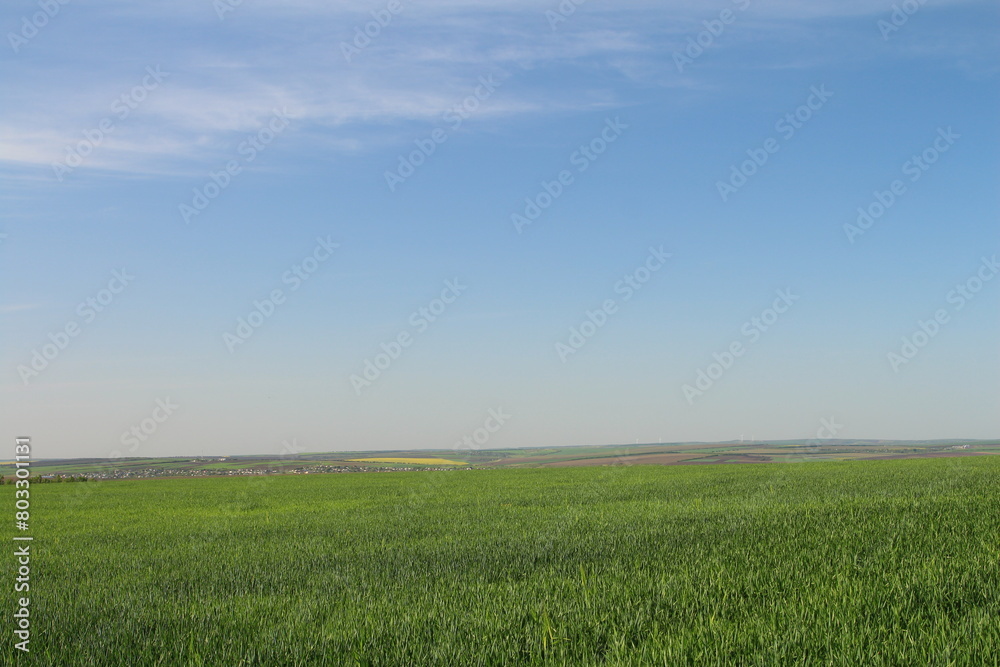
(544, 453), (698, 467)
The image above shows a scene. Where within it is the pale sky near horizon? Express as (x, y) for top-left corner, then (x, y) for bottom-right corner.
(2, 0), (998, 458)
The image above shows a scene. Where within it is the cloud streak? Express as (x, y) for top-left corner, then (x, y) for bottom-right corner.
(0, 0), (991, 177)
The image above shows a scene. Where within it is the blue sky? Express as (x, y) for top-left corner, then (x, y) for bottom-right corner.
(2, 0), (998, 458)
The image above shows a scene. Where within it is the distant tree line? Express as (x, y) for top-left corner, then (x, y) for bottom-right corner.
(0, 475), (90, 485)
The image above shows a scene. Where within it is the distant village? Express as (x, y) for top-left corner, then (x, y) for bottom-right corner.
(2, 461), (472, 482)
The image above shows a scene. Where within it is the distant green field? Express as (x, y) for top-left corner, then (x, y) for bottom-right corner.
(4, 457), (998, 665)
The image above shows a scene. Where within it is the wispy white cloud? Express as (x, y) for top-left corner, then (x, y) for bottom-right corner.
(1, 17), (653, 175)
(77, 0), (983, 20)
(0, 0), (991, 178)
(0, 304), (45, 314)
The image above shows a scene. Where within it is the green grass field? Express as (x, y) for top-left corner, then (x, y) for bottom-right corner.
(5, 457), (999, 665)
